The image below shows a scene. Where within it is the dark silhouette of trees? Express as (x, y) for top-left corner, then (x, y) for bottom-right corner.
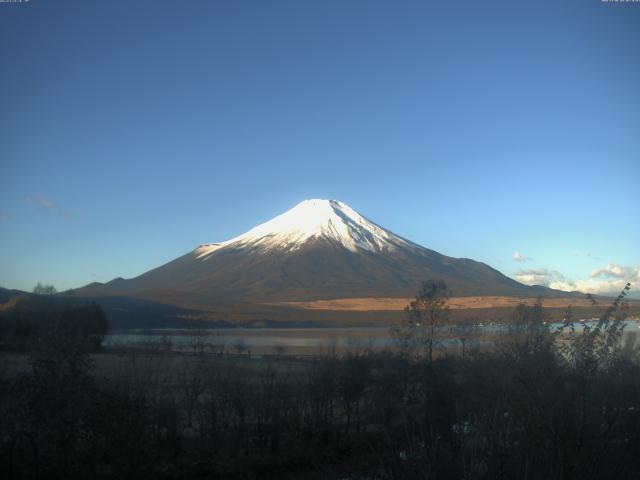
(57, 303), (108, 350)
(2, 288), (640, 479)
(510, 295), (546, 329)
(32, 283), (57, 295)
(0, 298), (108, 351)
(404, 279), (451, 362)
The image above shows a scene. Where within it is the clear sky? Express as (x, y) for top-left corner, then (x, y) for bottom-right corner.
(1, 0), (638, 297)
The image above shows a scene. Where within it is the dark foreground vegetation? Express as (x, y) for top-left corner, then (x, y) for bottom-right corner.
(0, 294), (107, 351)
(2, 323), (640, 478)
(1, 281), (638, 479)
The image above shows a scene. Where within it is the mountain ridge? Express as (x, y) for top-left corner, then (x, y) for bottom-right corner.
(68, 199), (572, 305)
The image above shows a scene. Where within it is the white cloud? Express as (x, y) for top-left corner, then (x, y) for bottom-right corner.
(549, 276), (637, 297)
(513, 251), (531, 262)
(590, 263), (632, 280)
(515, 268), (565, 286)
(515, 263), (639, 297)
(26, 196), (70, 219)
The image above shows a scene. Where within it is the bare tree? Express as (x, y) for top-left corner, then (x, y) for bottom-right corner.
(233, 338), (248, 357)
(404, 279), (451, 362)
(450, 322), (478, 360)
(32, 282), (57, 295)
(178, 360), (205, 429)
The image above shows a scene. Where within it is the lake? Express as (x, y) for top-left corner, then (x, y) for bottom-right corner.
(104, 320), (640, 355)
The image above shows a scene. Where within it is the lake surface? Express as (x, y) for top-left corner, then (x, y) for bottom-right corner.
(105, 327), (395, 352)
(105, 320), (640, 355)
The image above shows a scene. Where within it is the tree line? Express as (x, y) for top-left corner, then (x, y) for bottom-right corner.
(1, 280), (638, 479)
(0, 289), (108, 351)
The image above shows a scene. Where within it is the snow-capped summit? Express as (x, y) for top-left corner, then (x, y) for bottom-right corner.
(195, 199), (416, 259)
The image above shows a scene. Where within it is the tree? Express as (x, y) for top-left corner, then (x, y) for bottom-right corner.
(337, 354), (371, 434)
(450, 321), (478, 360)
(33, 283), (57, 295)
(57, 303), (108, 350)
(404, 279), (451, 362)
(26, 334), (97, 476)
(510, 296), (546, 330)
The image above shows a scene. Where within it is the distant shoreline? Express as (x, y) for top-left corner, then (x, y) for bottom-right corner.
(265, 295), (640, 311)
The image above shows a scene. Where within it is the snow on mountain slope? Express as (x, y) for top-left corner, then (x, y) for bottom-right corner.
(69, 198), (573, 305)
(195, 199), (417, 259)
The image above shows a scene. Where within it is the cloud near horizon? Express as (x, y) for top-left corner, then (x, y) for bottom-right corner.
(514, 268), (566, 286)
(590, 263), (632, 279)
(26, 196), (70, 219)
(515, 263), (639, 297)
(512, 251), (531, 262)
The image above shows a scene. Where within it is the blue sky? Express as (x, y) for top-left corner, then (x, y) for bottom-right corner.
(1, 0), (639, 297)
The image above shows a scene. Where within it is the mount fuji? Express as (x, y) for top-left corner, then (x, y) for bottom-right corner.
(70, 199), (564, 310)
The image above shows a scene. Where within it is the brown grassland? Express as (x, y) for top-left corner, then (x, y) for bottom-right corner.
(267, 295), (640, 312)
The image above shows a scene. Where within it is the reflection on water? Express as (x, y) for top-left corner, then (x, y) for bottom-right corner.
(104, 320), (640, 353)
(105, 327), (392, 350)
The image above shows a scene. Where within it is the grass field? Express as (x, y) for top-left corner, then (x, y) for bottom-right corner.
(267, 295), (640, 311)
